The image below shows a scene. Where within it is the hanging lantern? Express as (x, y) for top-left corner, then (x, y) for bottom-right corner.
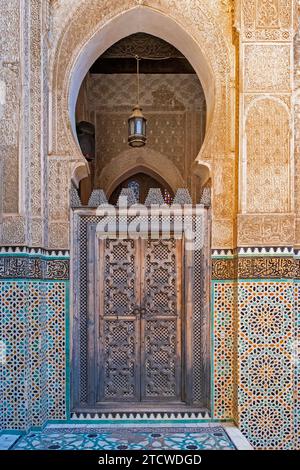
(128, 56), (147, 147)
(128, 105), (147, 147)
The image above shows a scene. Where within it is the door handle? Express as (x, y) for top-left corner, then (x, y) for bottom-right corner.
(133, 308), (140, 316)
(140, 308), (146, 317)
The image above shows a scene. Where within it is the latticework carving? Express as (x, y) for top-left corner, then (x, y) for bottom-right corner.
(88, 189), (108, 207)
(117, 188), (137, 206)
(172, 188), (192, 205)
(142, 239), (180, 399)
(200, 186), (211, 207)
(102, 320), (137, 400)
(143, 239), (177, 316)
(70, 184), (82, 208)
(104, 240), (136, 316)
(144, 319), (177, 398)
(144, 188), (165, 206)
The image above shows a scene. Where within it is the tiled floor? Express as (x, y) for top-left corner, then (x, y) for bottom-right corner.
(11, 426), (236, 450)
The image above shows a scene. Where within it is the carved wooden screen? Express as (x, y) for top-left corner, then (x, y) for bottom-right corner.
(95, 237), (183, 404)
(96, 239), (140, 402)
(140, 239), (182, 401)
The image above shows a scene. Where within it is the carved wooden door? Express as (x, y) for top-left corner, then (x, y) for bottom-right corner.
(140, 239), (182, 401)
(96, 237), (183, 404)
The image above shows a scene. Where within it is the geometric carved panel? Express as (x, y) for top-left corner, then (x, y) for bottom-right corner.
(104, 239), (136, 317)
(99, 238), (182, 402)
(246, 99), (290, 213)
(143, 319), (178, 399)
(244, 46), (291, 93)
(143, 239), (177, 316)
(99, 238), (139, 402)
(142, 239), (181, 400)
(101, 320), (137, 400)
(242, 0), (292, 41)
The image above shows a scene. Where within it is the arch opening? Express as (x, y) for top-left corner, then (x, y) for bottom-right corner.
(68, 7), (214, 169)
(109, 169), (174, 205)
(75, 28), (208, 204)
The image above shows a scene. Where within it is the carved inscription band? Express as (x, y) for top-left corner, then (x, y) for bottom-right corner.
(1, 250), (299, 281)
(0, 250), (69, 280)
(212, 257), (300, 280)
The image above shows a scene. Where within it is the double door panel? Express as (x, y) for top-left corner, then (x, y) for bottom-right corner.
(96, 237), (183, 403)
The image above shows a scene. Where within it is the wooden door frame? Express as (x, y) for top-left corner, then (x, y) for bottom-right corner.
(70, 206), (211, 415)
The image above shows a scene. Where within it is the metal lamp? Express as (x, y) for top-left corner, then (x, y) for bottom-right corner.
(128, 56), (147, 147)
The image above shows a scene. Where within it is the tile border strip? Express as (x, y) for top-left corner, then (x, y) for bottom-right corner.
(70, 411), (211, 420)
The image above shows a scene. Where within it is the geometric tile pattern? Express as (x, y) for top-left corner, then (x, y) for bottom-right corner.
(237, 281), (295, 450)
(212, 270), (299, 450)
(1, 249), (299, 451)
(294, 281), (300, 450)
(212, 282), (235, 419)
(28, 281), (47, 427)
(0, 274), (68, 430)
(12, 426), (235, 450)
(47, 282), (67, 420)
(0, 281), (30, 430)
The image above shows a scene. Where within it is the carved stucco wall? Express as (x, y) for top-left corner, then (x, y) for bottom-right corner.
(0, 2), (20, 216)
(294, 7), (300, 247)
(232, 0), (298, 450)
(238, 0), (295, 247)
(0, 0), (236, 249)
(0, 0), (50, 247)
(245, 98), (290, 214)
(80, 73), (206, 193)
(0, 1), (297, 248)
(0, 1), (22, 242)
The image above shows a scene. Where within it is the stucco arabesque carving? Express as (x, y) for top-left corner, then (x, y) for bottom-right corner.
(50, 0), (233, 156)
(242, 0), (293, 41)
(239, 0), (295, 248)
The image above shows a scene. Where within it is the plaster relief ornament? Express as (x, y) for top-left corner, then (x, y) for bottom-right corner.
(257, 0), (279, 28)
(172, 188), (192, 205)
(88, 189), (108, 207)
(145, 188), (165, 206)
(117, 188), (138, 206)
(0, 80), (6, 120)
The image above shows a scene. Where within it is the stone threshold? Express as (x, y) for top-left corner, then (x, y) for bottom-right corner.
(0, 422), (253, 450)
